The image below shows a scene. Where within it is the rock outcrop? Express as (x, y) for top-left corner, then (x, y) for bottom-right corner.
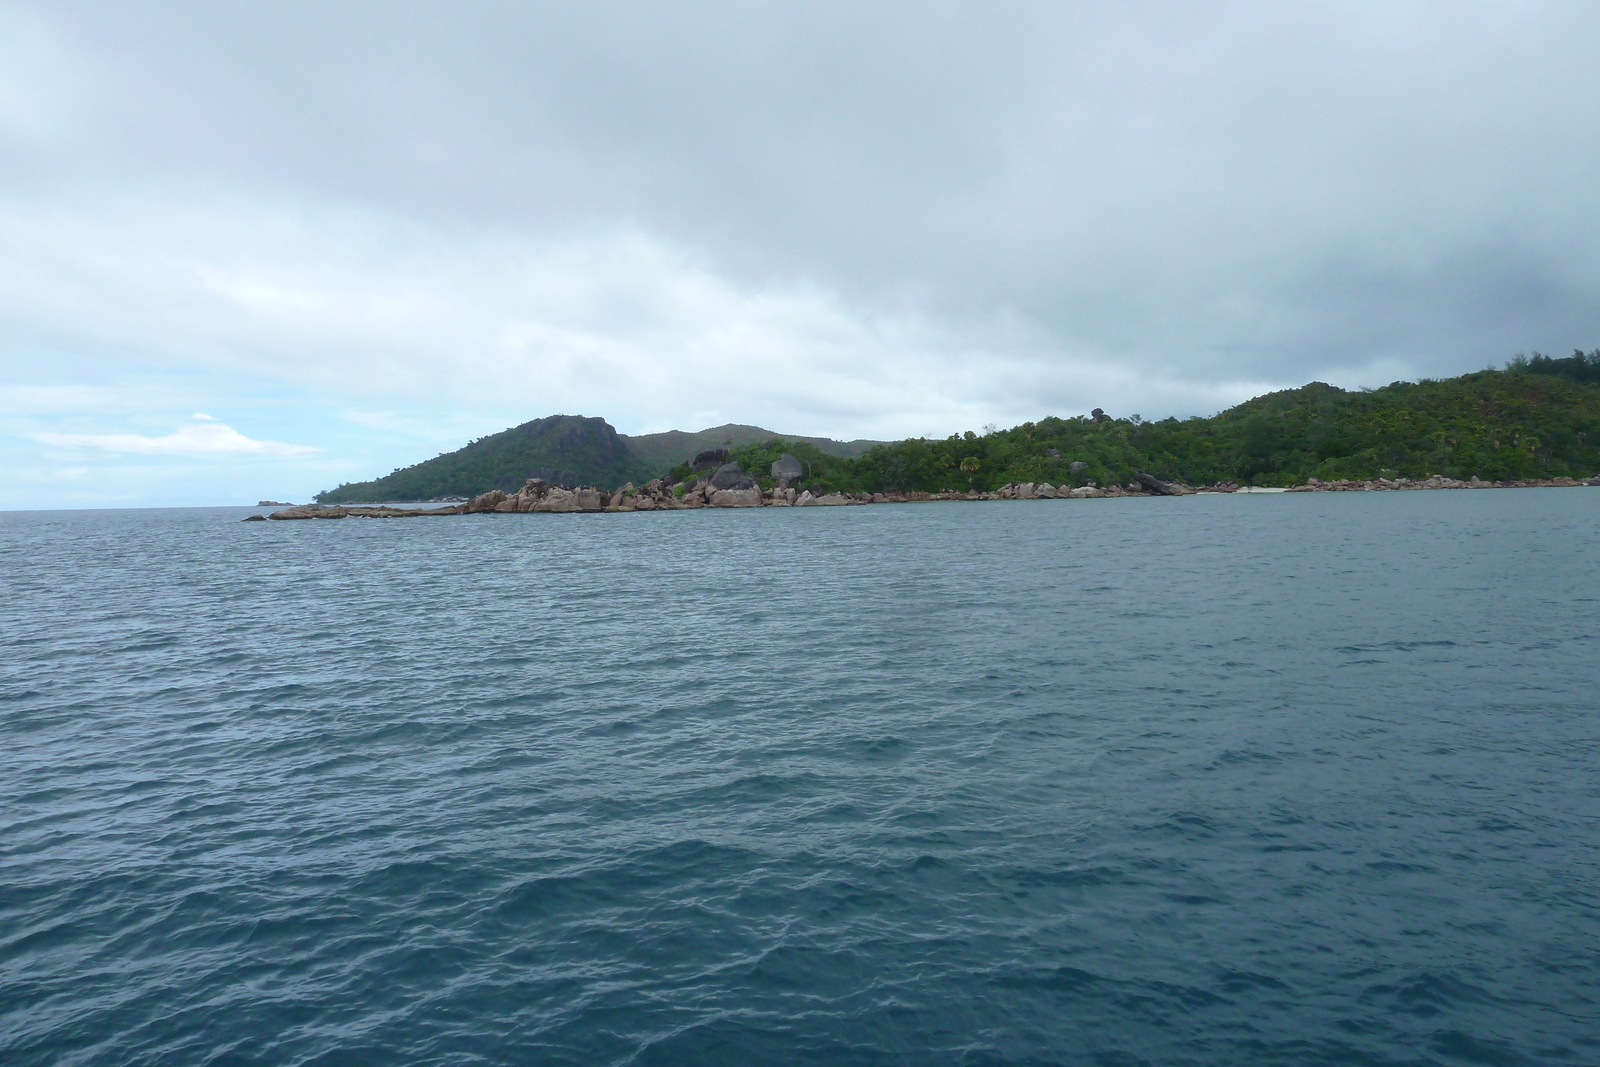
(268, 505), (349, 520)
(266, 466), (1599, 526)
(692, 448), (731, 470)
(464, 476), (704, 513)
(771, 454), (804, 484)
(710, 463), (758, 491)
(1133, 472), (1193, 496)
(1284, 473), (1600, 492)
(266, 503), (463, 519)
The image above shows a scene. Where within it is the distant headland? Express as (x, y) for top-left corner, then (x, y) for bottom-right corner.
(279, 354), (1600, 519)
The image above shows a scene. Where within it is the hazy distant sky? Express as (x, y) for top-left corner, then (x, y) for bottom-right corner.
(4, 1), (1599, 506)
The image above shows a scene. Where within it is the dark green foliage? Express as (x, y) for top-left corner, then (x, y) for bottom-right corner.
(318, 418), (884, 502)
(317, 415), (657, 502)
(1510, 349), (1600, 386)
(318, 366), (1600, 501)
(669, 439), (859, 492)
(839, 370), (1600, 491)
(630, 424), (884, 473)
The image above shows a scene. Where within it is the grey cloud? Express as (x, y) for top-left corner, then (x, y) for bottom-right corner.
(12, 0), (1600, 418)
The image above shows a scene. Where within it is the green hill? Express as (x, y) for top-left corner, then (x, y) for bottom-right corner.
(626, 424), (882, 473)
(315, 416), (886, 502)
(316, 359), (1600, 501)
(317, 415), (653, 502)
(825, 367), (1600, 494)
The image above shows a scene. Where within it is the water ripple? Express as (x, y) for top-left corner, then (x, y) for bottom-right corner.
(2, 492), (1597, 1065)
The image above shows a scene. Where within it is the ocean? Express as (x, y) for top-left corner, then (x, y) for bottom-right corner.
(2, 490), (1596, 1065)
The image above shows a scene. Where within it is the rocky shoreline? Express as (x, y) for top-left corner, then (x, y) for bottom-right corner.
(253, 466), (1600, 519)
(1284, 473), (1600, 491)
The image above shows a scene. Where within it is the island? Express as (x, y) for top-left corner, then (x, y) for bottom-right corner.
(257, 353), (1600, 519)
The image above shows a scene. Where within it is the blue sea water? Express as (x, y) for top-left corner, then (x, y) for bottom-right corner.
(2, 491), (1597, 1066)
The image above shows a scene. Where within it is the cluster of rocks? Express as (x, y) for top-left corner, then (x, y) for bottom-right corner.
(992, 473), (1211, 498)
(1286, 474), (1600, 492)
(252, 465), (1237, 520)
(255, 464), (1598, 522)
(463, 468), (766, 512)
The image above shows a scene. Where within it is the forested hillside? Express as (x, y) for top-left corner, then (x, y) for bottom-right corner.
(318, 362), (1600, 501)
(316, 417), (881, 502)
(625, 424), (882, 473)
(723, 368), (1600, 494)
(317, 415), (656, 502)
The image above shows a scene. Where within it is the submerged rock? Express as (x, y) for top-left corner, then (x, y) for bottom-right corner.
(267, 505), (348, 520)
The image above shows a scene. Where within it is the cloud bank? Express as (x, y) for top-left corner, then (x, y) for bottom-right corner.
(32, 415), (317, 456)
(4, 1), (1600, 505)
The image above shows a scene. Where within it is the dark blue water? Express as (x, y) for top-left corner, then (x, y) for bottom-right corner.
(3, 492), (1597, 1066)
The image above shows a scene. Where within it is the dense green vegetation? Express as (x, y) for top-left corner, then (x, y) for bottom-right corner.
(318, 415), (658, 502)
(709, 369), (1600, 494)
(319, 416), (884, 502)
(628, 424), (882, 473)
(1514, 348), (1600, 386)
(669, 438), (855, 489)
(320, 365), (1600, 501)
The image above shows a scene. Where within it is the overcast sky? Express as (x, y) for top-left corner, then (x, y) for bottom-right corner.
(4, 1), (1599, 506)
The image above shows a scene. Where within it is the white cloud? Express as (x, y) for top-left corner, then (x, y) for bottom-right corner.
(0, 195), (1119, 439)
(6, 1), (1600, 509)
(31, 416), (317, 456)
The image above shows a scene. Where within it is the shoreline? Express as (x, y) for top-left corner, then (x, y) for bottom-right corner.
(256, 472), (1600, 519)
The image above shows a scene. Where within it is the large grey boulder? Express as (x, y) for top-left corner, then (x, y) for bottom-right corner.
(711, 463), (758, 491)
(691, 448), (730, 470)
(710, 488), (762, 507)
(771, 453), (804, 484)
(533, 488), (578, 512)
(1133, 472), (1192, 496)
(468, 490), (507, 512)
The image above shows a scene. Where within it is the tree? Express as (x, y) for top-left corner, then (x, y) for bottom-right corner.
(959, 456), (981, 487)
